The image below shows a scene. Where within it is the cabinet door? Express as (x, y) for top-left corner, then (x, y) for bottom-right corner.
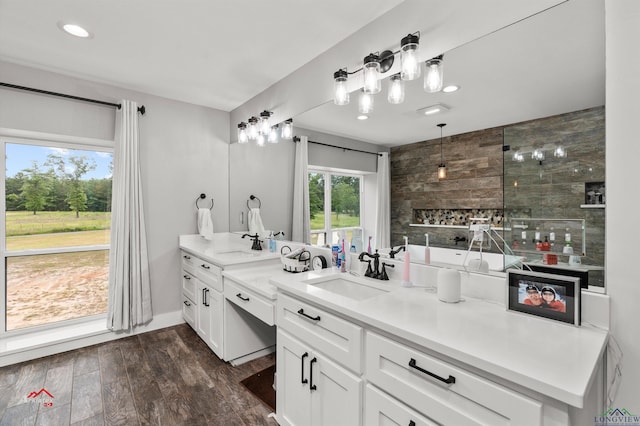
(206, 286), (224, 358)
(310, 350), (362, 426)
(277, 330), (311, 426)
(365, 384), (438, 426)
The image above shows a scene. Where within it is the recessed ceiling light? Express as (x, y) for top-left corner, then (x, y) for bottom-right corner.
(357, 115), (368, 120)
(442, 85), (460, 93)
(416, 103), (450, 116)
(58, 22), (93, 38)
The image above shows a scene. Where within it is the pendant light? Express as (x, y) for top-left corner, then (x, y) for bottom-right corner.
(437, 123), (447, 180)
(425, 55), (444, 93)
(400, 33), (420, 81)
(333, 69), (349, 105)
(387, 73), (405, 104)
(362, 53), (381, 94)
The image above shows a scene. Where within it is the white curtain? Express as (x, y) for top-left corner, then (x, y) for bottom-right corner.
(292, 136), (310, 244)
(107, 100), (152, 331)
(375, 152), (390, 249)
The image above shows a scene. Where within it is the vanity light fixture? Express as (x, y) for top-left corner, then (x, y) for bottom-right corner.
(247, 117), (259, 140)
(400, 33), (421, 81)
(237, 122), (249, 144)
(359, 90), (374, 114)
(512, 150), (525, 162)
(532, 149), (545, 161)
(281, 118), (293, 140)
(437, 123), (447, 180)
(553, 145), (567, 158)
(268, 125), (279, 143)
(363, 53), (382, 94)
(387, 73), (405, 104)
(259, 110), (272, 135)
(424, 55), (444, 93)
(256, 133), (266, 147)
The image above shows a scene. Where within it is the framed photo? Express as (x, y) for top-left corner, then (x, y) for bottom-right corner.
(584, 181), (605, 205)
(507, 269), (580, 326)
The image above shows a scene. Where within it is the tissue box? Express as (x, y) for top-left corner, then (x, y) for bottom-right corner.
(543, 253), (558, 265)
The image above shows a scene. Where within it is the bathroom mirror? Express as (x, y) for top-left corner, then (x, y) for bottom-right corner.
(229, 0), (605, 285)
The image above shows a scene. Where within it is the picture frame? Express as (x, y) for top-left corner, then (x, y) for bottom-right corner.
(584, 181), (605, 205)
(507, 269), (580, 326)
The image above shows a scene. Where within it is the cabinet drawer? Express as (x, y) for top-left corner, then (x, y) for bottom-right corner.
(365, 331), (542, 426)
(277, 293), (362, 373)
(224, 279), (275, 325)
(365, 384), (438, 426)
(194, 258), (222, 292)
(182, 270), (196, 301)
(182, 294), (196, 329)
(181, 250), (197, 274)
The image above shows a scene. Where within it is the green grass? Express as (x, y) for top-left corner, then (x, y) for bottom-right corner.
(6, 211), (111, 236)
(310, 212), (360, 230)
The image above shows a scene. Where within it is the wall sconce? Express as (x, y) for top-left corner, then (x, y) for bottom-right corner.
(359, 90), (374, 114)
(532, 149), (545, 161)
(512, 150), (525, 162)
(400, 33), (421, 81)
(259, 110), (272, 135)
(236, 115), (291, 145)
(363, 53), (382, 94)
(554, 145), (567, 158)
(387, 73), (405, 104)
(424, 55), (444, 93)
(268, 125), (279, 143)
(437, 123), (447, 180)
(247, 117), (259, 140)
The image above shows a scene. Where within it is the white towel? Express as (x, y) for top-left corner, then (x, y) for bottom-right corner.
(197, 208), (214, 240)
(248, 207), (266, 237)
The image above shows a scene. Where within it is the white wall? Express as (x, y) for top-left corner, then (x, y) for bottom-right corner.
(605, 0), (640, 410)
(0, 60), (230, 317)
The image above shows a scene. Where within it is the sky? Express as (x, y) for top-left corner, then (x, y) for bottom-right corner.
(5, 143), (112, 180)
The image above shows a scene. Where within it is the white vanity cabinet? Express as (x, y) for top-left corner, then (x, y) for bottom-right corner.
(276, 293), (363, 426)
(365, 331), (543, 426)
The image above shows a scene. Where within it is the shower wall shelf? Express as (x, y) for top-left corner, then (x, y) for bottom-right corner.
(410, 223), (508, 231)
(580, 204), (605, 209)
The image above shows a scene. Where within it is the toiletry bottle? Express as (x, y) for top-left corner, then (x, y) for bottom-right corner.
(367, 236), (372, 254)
(424, 233), (431, 265)
(565, 228), (571, 247)
(549, 227), (556, 247)
(268, 232), (276, 253)
(340, 237), (347, 272)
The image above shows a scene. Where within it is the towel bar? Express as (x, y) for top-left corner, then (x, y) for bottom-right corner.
(196, 193), (214, 210)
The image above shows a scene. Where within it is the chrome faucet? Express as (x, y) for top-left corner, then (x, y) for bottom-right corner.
(242, 233), (262, 250)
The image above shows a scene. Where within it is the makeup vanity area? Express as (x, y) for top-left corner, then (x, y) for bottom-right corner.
(179, 232), (608, 426)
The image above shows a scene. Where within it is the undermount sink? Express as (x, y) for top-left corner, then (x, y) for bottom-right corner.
(304, 276), (389, 301)
(215, 250), (259, 258)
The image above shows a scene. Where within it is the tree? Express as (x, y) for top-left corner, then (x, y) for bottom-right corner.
(308, 173), (324, 220)
(20, 162), (52, 214)
(331, 176), (360, 221)
(46, 154), (97, 218)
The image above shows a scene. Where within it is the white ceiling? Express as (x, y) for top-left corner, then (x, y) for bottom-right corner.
(0, 0), (404, 112)
(295, 0), (605, 147)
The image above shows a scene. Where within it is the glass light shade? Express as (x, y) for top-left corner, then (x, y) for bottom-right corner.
(237, 123), (248, 144)
(281, 119), (293, 140)
(359, 91), (374, 114)
(400, 39), (420, 80)
(512, 151), (524, 162)
(438, 164), (447, 180)
(387, 74), (405, 104)
(334, 70), (350, 105)
(259, 111), (271, 135)
(247, 117), (259, 140)
(424, 57), (444, 93)
(268, 125), (278, 143)
(363, 55), (381, 94)
(256, 133), (266, 147)
(554, 146), (567, 158)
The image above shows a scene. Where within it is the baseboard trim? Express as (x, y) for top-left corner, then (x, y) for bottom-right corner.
(0, 310), (184, 367)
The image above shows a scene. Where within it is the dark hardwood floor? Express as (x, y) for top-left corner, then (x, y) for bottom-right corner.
(0, 324), (278, 425)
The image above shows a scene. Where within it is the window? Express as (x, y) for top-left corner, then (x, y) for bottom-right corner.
(309, 169), (363, 249)
(2, 139), (112, 332)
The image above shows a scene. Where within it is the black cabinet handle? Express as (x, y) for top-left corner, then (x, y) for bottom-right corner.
(183, 300), (191, 306)
(183, 255), (191, 259)
(202, 288), (210, 307)
(183, 274), (191, 280)
(297, 308), (321, 322)
(236, 293), (250, 302)
(201, 264), (210, 270)
(309, 357), (317, 391)
(301, 352), (308, 384)
(408, 358), (455, 384)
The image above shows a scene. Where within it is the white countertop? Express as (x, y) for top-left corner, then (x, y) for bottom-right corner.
(223, 264), (287, 300)
(269, 268), (608, 408)
(179, 233), (281, 267)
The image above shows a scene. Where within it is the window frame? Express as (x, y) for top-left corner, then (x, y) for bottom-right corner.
(308, 168), (364, 246)
(0, 130), (114, 336)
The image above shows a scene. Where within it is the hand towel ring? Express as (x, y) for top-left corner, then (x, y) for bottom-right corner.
(247, 195), (261, 210)
(196, 193), (214, 210)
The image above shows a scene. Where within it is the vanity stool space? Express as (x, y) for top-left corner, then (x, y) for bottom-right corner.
(179, 234), (280, 365)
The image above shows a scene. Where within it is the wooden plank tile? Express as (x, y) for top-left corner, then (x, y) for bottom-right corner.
(6, 361), (48, 408)
(69, 413), (104, 426)
(0, 400), (39, 426)
(35, 402), (70, 426)
(73, 347), (100, 377)
(69, 371), (102, 424)
(42, 364), (73, 406)
(101, 379), (137, 425)
(97, 344), (126, 386)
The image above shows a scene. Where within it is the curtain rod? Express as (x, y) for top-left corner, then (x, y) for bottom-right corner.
(0, 82), (146, 115)
(293, 136), (382, 157)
